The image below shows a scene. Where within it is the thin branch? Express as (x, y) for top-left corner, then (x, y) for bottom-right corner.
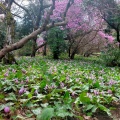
(12, 13), (22, 18)
(13, 0), (36, 26)
(35, 0), (43, 29)
(63, 0), (74, 20)
(36, 42), (47, 51)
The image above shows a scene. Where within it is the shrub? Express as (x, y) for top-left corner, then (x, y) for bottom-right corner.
(101, 47), (120, 67)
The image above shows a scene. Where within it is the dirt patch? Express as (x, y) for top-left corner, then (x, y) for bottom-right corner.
(111, 104), (120, 120)
(92, 104), (120, 120)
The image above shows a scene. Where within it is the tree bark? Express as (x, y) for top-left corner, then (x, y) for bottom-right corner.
(2, 3), (17, 64)
(31, 36), (37, 57)
(70, 52), (75, 59)
(43, 43), (47, 56)
(53, 52), (59, 59)
(68, 46), (71, 57)
(70, 43), (79, 59)
(116, 30), (120, 49)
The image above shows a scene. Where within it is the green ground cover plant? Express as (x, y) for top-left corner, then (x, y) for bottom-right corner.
(0, 57), (120, 119)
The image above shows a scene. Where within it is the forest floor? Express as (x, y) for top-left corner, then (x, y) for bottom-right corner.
(0, 56), (120, 120)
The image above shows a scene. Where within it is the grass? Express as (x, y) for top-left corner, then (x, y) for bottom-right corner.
(0, 56), (120, 119)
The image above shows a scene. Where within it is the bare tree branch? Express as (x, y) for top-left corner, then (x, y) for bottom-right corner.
(12, 13), (22, 18)
(36, 42), (47, 51)
(13, 0), (36, 26)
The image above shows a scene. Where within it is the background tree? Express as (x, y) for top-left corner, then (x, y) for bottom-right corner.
(0, 22), (6, 49)
(51, 0), (108, 59)
(15, 12), (33, 56)
(84, 0), (120, 48)
(47, 27), (67, 59)
(0, 0), (18, 64)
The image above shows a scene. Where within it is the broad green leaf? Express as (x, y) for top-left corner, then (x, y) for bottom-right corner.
(32, 108), (42, 115)
(93, 81), (100, 88)
(40, 80), (46, 89)
(5, 93), (17, 101)
(0, 104), (5, 111)
(64, 91), (70, 100)
(0, 94), (5, 99)
(91, 106), (98, 113)
(37, 107), (54, 120)
(79, 92), (91, 104)
(98, 104), (111, 116)
(86, 104), (94, 111)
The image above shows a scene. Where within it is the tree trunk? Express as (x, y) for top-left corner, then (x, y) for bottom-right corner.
(116, 30), (120, 49)
(2, 52), (18, 64)
(31, 36), (37, 57)
(118, 42), (120, 49)
(53, 53), (59, 59)
(43, 43), (47, 56)
(70, 45), (78, 59)
(70, 54), (75, 59)
(2, 15), (17, 64)
(68, 46), (71, 58)
(0, 2), (16, 64)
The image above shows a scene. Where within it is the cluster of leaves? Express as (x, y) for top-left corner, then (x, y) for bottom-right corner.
(0, 57), (120, 119)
